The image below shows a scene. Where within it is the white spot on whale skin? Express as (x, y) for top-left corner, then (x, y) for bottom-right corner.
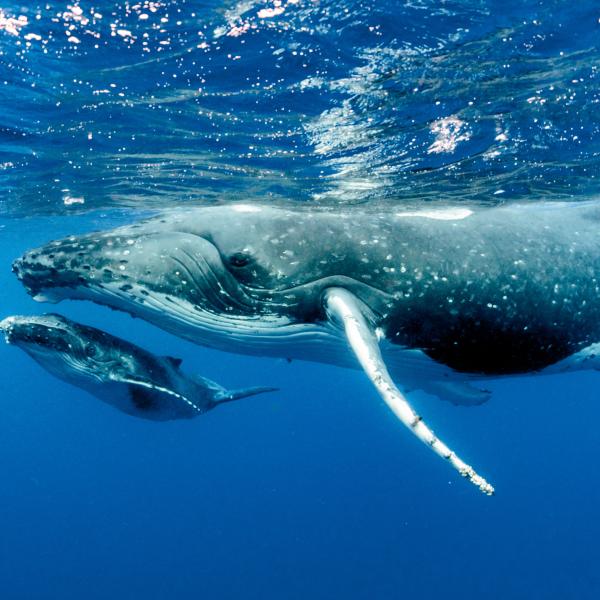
(395, 208), (473, 221)
(231, 204), (262, 213)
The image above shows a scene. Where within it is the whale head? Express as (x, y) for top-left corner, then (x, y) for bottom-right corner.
(12, 204), (373, 350)
(0, 313), (123, 383)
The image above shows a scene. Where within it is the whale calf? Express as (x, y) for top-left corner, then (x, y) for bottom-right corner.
(0, 314), (276, 421)
(15, 200), (600, 493)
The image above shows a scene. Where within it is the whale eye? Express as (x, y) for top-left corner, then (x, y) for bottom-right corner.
(226, 249), (271, 288)
(229, 251), (252, 268)
(84, 344), (97, 358)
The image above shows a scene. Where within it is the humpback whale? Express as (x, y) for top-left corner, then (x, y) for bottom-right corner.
(0, 314), (276, 421)
(14, 200), (600, 493)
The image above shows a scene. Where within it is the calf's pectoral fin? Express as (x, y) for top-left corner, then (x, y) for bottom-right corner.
(323, 287), (494, 496)
(119, 377), (203, 414)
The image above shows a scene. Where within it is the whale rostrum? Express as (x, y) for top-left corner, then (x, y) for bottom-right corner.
(0, 314), (276, 421)
(14, 200), (600, 493)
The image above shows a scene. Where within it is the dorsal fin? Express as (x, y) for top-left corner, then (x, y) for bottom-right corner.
(164, 355), (183, 368)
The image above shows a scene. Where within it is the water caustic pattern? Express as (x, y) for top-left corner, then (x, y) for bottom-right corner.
(0, 0), (599, 215)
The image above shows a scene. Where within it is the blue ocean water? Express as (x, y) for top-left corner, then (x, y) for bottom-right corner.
(1, 1), (600, 599)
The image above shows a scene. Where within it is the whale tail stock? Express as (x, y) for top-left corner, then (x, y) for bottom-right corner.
(193, 373), (278, 405)
(324, 287), (495, 496)
(214, 386), (279, 403)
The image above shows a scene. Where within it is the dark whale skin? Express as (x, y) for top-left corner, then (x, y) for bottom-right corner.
(12, 202), (600, 376)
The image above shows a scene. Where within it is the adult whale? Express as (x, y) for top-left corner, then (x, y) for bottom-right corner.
(14, 200), (600, 493)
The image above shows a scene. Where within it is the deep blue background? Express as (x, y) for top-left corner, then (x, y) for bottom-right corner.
(1, 220), (600, 600)
(2, 1), (600, 598)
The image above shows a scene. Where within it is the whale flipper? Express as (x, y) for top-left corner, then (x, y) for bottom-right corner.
(324, 287), (494, 496)
(425, 380), (491, 407)
(119, 377), (204, 416)
(128, 382), (184, 411)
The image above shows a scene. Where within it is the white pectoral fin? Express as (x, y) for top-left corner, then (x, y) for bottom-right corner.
(118, 377), (202, 414)
(324, 287), (494, 496)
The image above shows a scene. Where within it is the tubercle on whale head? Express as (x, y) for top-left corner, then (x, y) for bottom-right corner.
(12, 237), (97, 302)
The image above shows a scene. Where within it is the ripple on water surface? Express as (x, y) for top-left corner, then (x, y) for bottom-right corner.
(0, 0), (599, 216)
